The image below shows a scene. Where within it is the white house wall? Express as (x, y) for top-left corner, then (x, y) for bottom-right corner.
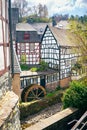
(60, 47), (77, 79)
(41, 28), (59, 70)
(0, 47), (5, 70)
(41, 26), (78, 80)
(0, 0), (9, 75)
(16, 42), (40, 64)
(0, 21), (3, 42)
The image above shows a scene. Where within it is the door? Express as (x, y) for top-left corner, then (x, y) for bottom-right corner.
(40, 75), (46, 87)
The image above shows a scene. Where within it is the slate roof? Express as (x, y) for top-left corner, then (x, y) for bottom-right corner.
(31, 23), (51, 34)
(16, 23), (36, 31)
(46, 25), (79, 47)
(55, 20), (70, 29)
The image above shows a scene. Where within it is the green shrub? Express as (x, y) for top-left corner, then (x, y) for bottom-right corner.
(30, 67), (38, 72)
(72, 62), (82, 71)
(21, 54), (26, 63)
(20, 64), (29, 71)
(62, 81), (87, 110)
(38, 60), (48, 71)
(55, 85), (61, 91)
(29, 60), (48, 72)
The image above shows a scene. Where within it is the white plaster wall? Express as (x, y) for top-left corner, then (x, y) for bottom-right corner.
(0, 47), (4, 70)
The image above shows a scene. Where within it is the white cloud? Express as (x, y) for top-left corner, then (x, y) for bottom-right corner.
(29, 0), (87, 16)
(75, 0), (87, 8)
(47, 0), (87, 16)
(12, 0), (87, 16)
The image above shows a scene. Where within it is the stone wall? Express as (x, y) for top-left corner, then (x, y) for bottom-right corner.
(0, 91), (21, 130)
(0, 72), (10, 99)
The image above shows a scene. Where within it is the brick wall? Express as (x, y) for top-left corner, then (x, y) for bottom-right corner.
(60, 77), (71, 88)
(12, 73), (21, 97)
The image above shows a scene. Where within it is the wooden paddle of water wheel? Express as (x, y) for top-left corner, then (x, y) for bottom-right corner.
(21, 84), (46, 102)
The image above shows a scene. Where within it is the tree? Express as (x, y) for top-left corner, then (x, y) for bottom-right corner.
(32, 6), (38, 16)
(38, 3), (43, 18)
(70, 15), (74, 20)
(37, 4), (48, 18)
(43, 5), (48, 18)
(52, 16), (57, 26)
(52, 14), (69, 23)
(69, 19), (87, 63)
(12, 0), (29, 19)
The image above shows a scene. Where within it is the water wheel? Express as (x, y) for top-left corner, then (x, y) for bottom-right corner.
(21, 84), (46, 102)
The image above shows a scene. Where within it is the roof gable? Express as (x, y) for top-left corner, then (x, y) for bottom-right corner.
(42, 25), (78, 47)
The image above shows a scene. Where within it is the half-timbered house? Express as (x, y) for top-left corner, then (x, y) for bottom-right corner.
(0, 0), (9, 77)
(0, 0), (21, 129)
(41, 25), (84, 87)
(16, 23), (41, 65)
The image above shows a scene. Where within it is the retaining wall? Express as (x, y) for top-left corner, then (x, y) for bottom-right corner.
(0, 91), (21, 130)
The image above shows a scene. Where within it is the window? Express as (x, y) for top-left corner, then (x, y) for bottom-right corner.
(65, 60), (71, 67)
(46, 75), (52, 83)
(21, 43), (25, 51)
(29, 43), (35, 51)
(53, 74), (57, 81)
(24, 32), (30, 40)
(61, 70), (65, 78)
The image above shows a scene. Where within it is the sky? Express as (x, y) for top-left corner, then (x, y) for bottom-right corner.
(27, 0), (87, 17)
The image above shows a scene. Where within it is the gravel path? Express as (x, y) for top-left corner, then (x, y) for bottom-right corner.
(21, 103), (62, 129)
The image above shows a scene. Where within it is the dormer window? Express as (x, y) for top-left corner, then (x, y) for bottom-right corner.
(40, 28), (43, 33)
(24, 32), (30, 40)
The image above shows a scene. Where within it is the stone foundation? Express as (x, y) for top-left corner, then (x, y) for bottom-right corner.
(46, 81), (59, 92)
(0, 72), (10, 99)
(46, 77), (71, 91)
(0, 91), (21, 130)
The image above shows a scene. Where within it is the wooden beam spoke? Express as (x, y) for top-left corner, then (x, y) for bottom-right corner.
(38, 91), (44, 97)
(31, 90), (36, 97)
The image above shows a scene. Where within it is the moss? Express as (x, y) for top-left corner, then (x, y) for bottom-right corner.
(19, 90), (64, 120)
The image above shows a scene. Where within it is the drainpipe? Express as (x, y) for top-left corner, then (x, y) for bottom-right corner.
(8, 0), (14, 77)
(59, 46), (61, 86)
